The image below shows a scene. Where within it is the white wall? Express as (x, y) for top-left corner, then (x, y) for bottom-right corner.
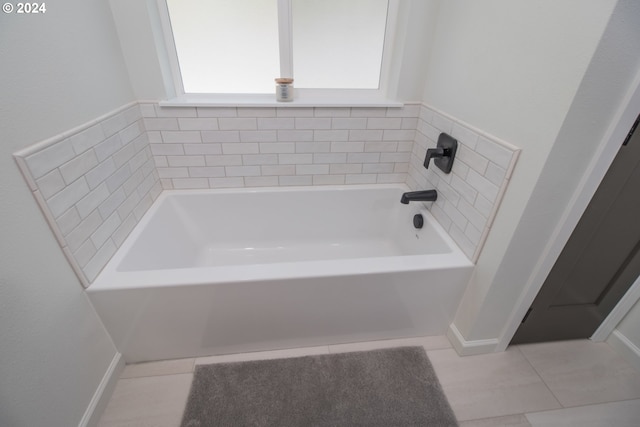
(110, 0), (172, 100)
(420, 0), (640, 346)
(389, 0), (441, 101)
(0, 1), (135, 425)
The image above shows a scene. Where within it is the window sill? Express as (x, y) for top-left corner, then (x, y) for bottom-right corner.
(159, 93), (404, 108)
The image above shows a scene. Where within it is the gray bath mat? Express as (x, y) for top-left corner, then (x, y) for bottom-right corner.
(180, 346), (458, 427)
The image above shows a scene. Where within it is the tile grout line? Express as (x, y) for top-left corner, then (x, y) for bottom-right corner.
(458, 414), (531, 425)
(521, 397), (640, 422)
(120, 371), (195, 381)
(528, 395), (640, 412)
(513, 345), (565, 409)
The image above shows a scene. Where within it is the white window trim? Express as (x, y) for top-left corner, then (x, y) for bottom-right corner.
(277, 0), (293, 78)
(155, 0), (402, 107)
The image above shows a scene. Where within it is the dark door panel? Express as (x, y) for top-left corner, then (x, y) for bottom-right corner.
(512, 114), (640, 344)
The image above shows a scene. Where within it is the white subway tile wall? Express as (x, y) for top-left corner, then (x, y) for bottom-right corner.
(15, 101), (519, 287)
(142, 103), (419, 190)
(14, 103), (161, 286)
(407, 105), (520, 261)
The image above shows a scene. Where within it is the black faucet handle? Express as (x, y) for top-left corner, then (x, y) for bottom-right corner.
(423, 133), (458, 173)
(424, 148), (445, 168)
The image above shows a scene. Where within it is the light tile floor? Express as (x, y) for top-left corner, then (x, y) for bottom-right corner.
(98, 337), (640, 426)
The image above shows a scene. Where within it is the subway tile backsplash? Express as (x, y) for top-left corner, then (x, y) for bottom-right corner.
(14, 103), (161, 287)
(407, 105), (520, 262)
(142, 103), (418, 190)
(15, 101), (518, 286)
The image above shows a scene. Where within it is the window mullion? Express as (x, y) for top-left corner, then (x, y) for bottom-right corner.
(277, 0), (293, 78)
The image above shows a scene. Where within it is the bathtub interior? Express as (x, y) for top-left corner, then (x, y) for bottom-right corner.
(115, 185), (454, 272)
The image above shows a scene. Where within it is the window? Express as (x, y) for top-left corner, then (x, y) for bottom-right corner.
(291, 0), (388, 89)
(163, 0), (392, 96)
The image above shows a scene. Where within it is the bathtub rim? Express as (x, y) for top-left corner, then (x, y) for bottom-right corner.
(89, 184), (473, 292)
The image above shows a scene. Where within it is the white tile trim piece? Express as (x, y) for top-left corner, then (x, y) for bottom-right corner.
(447, 322), (500, 356)
(62, 246), (90, 288)
(32, 189), (66, 244)
(78, 352), (125, 427)
(606, 330), (640, 375)
(13, 102), (139, 159)
(423, 103), (521, 153)
(14, 155), (38, 191)
(471, 226), (493, 264)
(470, 173), (515, 263)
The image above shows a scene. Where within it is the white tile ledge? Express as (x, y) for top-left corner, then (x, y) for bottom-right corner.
(160, 93), (405, 108)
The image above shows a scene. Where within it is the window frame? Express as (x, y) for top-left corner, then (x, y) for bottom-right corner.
(156, 0), (401, 106)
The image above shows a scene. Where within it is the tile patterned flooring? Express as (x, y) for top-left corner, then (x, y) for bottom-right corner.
(98, 337), (640, 426)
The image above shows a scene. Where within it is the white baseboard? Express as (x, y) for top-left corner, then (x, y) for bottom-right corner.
(79, 352), (124, 427)
(447, 323), (500, 356)
(606, 329), (640, 373)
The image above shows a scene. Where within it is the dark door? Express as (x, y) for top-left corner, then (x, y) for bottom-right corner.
(512, 114), (640, 344)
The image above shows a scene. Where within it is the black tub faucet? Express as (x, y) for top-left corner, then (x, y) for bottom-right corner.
(400, 189), (437, 204)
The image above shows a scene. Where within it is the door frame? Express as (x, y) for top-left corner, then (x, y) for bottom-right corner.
(498, 68), (640, 351)
(592, 275), (640, 341)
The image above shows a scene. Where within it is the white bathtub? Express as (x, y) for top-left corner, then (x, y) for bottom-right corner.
(88, 184), (473, 363)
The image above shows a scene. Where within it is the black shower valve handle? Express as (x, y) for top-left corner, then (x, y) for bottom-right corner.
(424, 147), (446, 168)
(423, 133), (458, 174)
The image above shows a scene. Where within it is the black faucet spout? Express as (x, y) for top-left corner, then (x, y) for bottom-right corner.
(400, 189), (437, 204)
